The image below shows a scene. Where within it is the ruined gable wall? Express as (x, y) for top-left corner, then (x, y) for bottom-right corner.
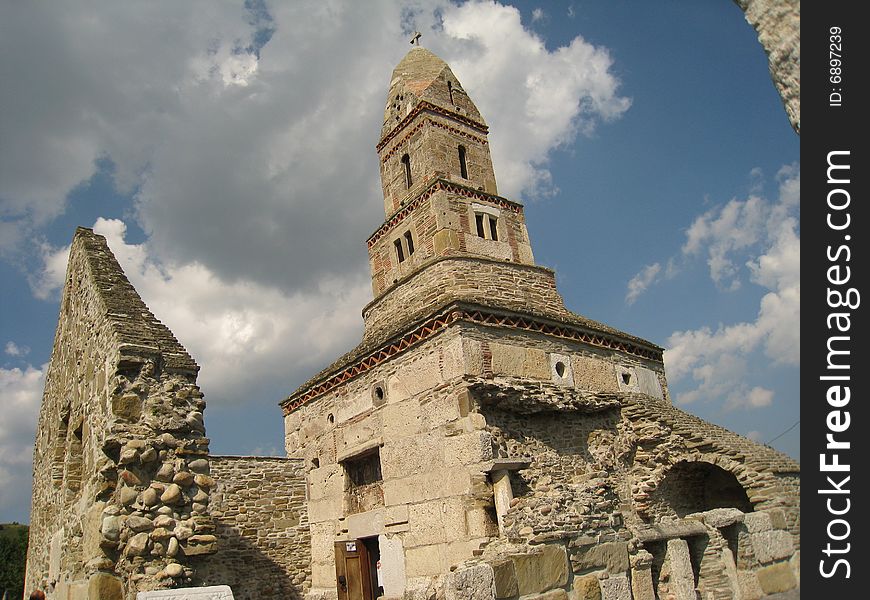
(198, 457), (310, 600)
(26, 228), (216, 600)
(735, 0), (800, 132)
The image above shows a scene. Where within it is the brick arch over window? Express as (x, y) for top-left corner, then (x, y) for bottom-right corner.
(633, 453), (769, 520)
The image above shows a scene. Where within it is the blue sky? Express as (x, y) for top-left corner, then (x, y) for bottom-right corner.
(0, 1), (799, 524)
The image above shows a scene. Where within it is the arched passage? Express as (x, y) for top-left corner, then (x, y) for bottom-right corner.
(649, 460), (753, 519)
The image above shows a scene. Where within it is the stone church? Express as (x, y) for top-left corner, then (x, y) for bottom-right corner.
(25, 47), (799, 600)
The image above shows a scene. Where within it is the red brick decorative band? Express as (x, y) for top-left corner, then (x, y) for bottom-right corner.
(377, 101), (488, 152)
(367, 180), (523, 248)
(282, 306), (663, 414)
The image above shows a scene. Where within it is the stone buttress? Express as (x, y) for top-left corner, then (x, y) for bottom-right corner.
(283, 47), (800, 600)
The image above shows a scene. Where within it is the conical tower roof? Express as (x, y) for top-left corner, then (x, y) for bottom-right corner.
(381, 47), (486, 140)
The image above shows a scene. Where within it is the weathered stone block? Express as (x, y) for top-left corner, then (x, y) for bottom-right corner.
(405, 543), (448, 577)
(512, 544), (569, 595)
(434, 229), (460, 254)
(755, 561), (797, 594)
(490, 559), (518, 599)
(749, 530), (794, 564)
(444, 431), (493, 467)
(630, 566), (655, 600)
(661, 539), (695, 600)
(444, 563), (494, 600)
(571, 542), (629, 574)
(135, 586), (235, 599)
(599, 576), (631, 600)
(743, 511), (772, 533)
(571, 355), (617, 392)
(570, 574), (601, 600)
(694, 507), (744, 529)
(111, 393), (142, 421)
(88, 572), (123, 600)
(526, 590), (568, 600)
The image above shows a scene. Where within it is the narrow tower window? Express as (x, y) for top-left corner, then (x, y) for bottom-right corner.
(489, 215), (498, 241)
(401, 154), (412, 189)
(394, 239), (405, 263)
(404, 231), (415, 255)
(448, 81), (455, 105)
(458, 145), (468, 179)
(475, 214), (486, 238)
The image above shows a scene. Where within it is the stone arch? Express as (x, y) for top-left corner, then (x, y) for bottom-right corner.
(634, 453), (767, 520)
(649, 460), (752, 519)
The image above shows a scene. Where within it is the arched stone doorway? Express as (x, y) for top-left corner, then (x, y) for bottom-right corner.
(649, 460), (753, 520)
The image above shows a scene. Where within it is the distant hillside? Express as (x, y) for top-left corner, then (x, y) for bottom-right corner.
(0, 523), (29, 600)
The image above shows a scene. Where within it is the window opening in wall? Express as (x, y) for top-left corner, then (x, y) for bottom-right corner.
(401, 154), (412, 188)
(344, 449), (384, 515)
(394, 239), (405, 263)
(448, 81), (455, 105)
(475, 212), (499, 241)
(458, 145), (468, 179)
(327, 413), (335, 424)
(404, 230), (415, 255)
(622, 372), (631, 385)
(555, 361), (566, 377)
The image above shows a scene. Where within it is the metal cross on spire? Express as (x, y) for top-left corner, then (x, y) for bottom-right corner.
(410, 31), (422, 46)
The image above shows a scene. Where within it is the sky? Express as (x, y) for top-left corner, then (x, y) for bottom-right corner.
(0, 1), (799, 524)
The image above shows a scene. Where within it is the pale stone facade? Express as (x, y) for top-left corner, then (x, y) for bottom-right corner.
(26, 46), (799, 600)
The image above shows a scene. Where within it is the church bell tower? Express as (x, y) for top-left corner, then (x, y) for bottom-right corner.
(367, 46), (538, 300)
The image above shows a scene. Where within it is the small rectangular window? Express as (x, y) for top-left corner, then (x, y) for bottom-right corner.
(344, 449), (384, 514)
(488, 216), (498, 241)
(404, 231), (415, 255)
(394, 239), (405, 263)
(475, 213), (485, 238)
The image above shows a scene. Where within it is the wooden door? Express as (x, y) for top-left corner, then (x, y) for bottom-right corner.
(335, 540), (374, 600)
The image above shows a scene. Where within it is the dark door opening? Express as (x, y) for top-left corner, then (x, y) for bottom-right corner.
(334, 537), (381, 600)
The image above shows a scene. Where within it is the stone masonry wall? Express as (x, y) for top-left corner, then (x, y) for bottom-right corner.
(26, 228), (216, 600)
(362, 256), (567, 346)
(199, 456), (311, 600)
(366, 184), (534, 298)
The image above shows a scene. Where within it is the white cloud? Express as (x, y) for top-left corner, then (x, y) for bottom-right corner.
(436, 1), (630, 198)
(91, 218), (370, 405)
(4, 342), (29, 357)
(626, 263), (661, 305)
(0, 364), (45, 518)
(531, 8), (545, 22)
(664, 167), (800, 410)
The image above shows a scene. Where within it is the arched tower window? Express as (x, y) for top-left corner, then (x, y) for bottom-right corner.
(448, 81), (455, 105)
(458, 145), (468, 179)
(401, 154), (412, 189)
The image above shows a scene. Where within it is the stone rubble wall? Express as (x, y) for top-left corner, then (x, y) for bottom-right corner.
(26, 228), (216, 600)
(197, 456), (310, 599)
